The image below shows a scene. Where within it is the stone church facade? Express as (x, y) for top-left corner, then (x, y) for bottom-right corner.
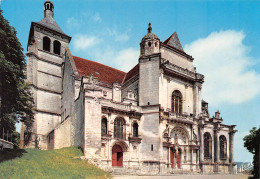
(21, 1), (237, 175)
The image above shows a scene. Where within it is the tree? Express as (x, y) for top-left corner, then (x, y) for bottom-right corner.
(243, 126), (260, 179)
(0, 8), (34, 147)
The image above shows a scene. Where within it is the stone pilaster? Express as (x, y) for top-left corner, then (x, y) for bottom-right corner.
(214, 127), (219, 173)
(229, 129), (237, 174)
(199, 125), (204, 162)
(196, 149), (199, 170)
(229, 131), (235, 164)
(191, 148), (193, 164)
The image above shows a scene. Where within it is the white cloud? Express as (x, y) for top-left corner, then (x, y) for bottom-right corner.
(73, 34), (101, 50)
(95, 47), (139, 72)
(113, 48), (139, 72)
(185, 30), (260, 106)
(92, 13), (102, 23)
(108, 28), (130, 42)
(66, 17), (80, 29)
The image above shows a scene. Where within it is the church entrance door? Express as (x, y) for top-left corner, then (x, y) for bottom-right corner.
(177, 149), (181, 169)
(170, 148), (174, 168)
(112, 144), (123, 167)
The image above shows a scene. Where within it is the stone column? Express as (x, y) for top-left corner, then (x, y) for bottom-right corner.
(214, 129), (219, 163)
(196, 149), (199, 170)
(229, 131), (235, 164)
(199, 125), (204, 162)
(190, 147), (193, 171)
(214, 128), (219, 173)
(191, 147), (193, 164)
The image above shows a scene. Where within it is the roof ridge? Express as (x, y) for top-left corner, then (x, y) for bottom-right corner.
(163, 32), (176, 44)
(73, 56), (126, 74)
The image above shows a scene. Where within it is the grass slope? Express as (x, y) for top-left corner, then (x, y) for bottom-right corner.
(0, 147), (111, 179)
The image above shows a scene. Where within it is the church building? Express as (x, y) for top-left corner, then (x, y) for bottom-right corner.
(21, 1), (237, 175)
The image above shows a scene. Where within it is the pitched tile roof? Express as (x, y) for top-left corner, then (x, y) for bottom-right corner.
(123, 64), (139, 84)
(73, 56), (126, 84)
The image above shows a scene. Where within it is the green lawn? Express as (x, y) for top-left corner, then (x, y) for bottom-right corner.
(0, 147), (111, 179)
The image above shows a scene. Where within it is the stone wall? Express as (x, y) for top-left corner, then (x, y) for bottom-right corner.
(161, 47), (194, 72)
(159, 74), (195, 115)
(71, 89), (85, 149)
(53, 118), (71, 149)
(139, 55), (160, 106)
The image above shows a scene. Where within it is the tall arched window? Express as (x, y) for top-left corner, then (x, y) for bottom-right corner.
(43, 36), (51, 52)
(220, 135), (227, 159)
(172, 90), (182, 114)
(53, 40), (61, 55)
(101, 117), (107, 135)
(114, 117), (126, 139)
(204, 132), (212, 159)
(133, 123), (138, 137)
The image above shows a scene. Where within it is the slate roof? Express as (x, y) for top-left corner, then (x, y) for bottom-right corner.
(73, 56), (126, 84)
(163, 32), (184, 51)
(36, 16), (66, 35)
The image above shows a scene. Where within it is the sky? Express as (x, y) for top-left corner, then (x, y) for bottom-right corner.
(1, 0), (260, 163)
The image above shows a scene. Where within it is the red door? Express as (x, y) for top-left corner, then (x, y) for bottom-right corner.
(177, 150), (181, 169)
(170, 148), (174, 168)
(112, 145), (123, 167)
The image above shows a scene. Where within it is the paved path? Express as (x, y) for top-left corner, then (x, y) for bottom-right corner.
(113, 174), (250, 179)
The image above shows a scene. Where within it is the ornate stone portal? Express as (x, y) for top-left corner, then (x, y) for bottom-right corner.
(22, 1), (237, 175)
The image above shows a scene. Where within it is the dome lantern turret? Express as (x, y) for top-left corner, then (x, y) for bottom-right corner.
(140, 23), (160, 56)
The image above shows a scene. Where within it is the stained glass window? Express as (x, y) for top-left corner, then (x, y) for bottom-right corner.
(172, 90), (182, 114)
(204, 132), (212, 159)
(101, 117), (107, 135)
(114, 117), (125, 139)
(220, 135), (227, 159)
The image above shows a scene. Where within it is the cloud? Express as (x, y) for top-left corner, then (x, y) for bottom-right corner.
(108, 28), (130, 42)
(113, 48), (139, 71)
(73, 34), (101, 50)
(95, 47), (139, 72)
(185, 30), (260, 106)
(66, 17), (80, 29)
(92, 13), (102, 23)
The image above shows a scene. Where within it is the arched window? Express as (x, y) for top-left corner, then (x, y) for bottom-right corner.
(220, 135), (227, 159)
(133, 123), (138, 137)
(172, 90), (182, 114)
(53, 40), (61, 55)
(101, 117), (107, 135)
(204, 132), (212, 159)
(114, 117), (126, 139)
(43, 36), (51, 52)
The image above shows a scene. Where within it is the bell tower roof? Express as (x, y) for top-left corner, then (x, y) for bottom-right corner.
(36, 1), (67, 36)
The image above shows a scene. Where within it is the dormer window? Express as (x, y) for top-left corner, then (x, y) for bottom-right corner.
(43, 36), (51, 52)
(148, 41), (152, 47)
(155, 42), (157, 47)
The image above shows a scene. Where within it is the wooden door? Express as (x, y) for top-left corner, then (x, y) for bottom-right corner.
(117, 152), (123, 167)
(177, 150), (181, 169)
(112, 145), (123, 167)
(170, 148), (174, 168)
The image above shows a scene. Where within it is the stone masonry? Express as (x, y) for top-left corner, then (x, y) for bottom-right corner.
(21, 1), (237, 175)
